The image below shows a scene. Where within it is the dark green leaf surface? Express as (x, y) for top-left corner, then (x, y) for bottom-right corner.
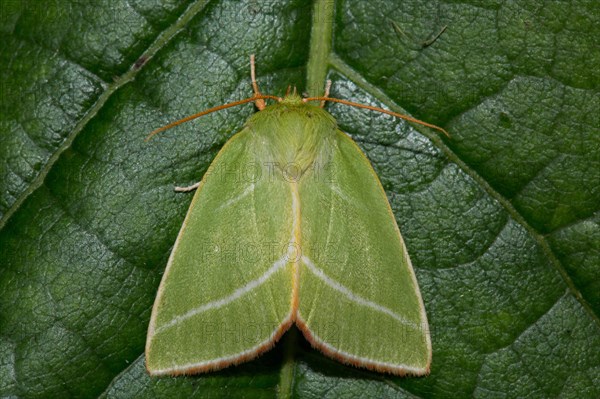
(1, 1), (598, 398)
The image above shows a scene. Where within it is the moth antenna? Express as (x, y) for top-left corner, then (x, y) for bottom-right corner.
(304, 97), (450, 137)
(285, 85), (292, 96)
(145, 95), (280, 141)
(250, 54), (266, 110)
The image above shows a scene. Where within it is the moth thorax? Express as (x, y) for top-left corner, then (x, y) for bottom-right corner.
(248, 100), (336, 181)
(267, 136), (321, 182)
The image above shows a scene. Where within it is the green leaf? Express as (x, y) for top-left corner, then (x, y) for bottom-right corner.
(1, 0), (598, 398)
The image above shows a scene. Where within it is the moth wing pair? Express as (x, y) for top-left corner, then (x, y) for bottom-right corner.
(145, 128), (430, 376)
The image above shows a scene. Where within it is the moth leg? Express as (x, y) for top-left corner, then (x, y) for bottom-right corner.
(250, 54), (266, 111)
(320, 80), (332, 108)
(174, 182), (201, 192)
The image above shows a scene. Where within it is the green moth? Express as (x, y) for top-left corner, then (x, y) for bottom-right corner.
(146, 56), (446, 377)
